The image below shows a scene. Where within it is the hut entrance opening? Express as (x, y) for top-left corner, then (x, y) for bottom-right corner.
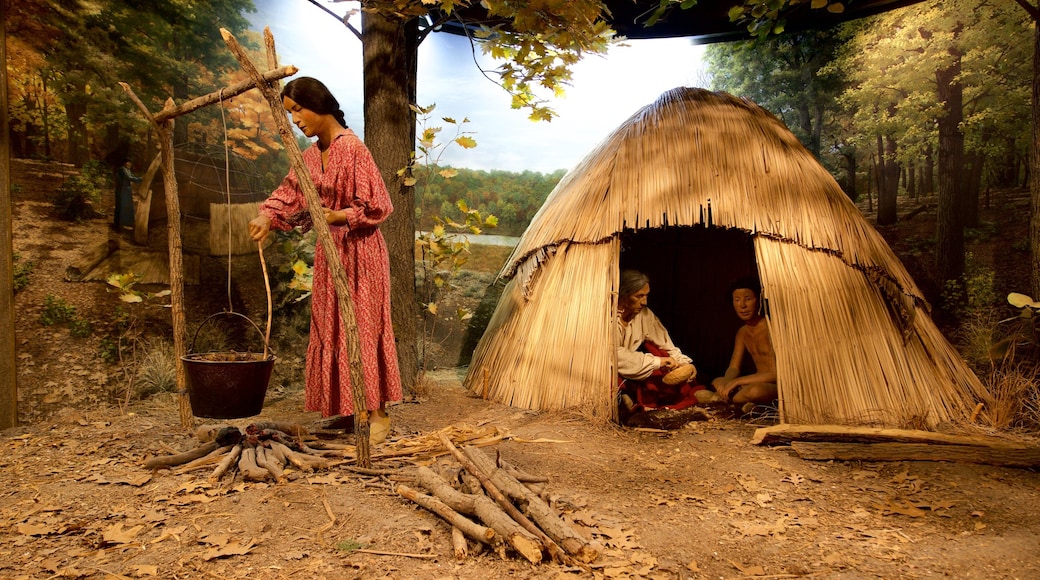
(619, 225), (759, 383)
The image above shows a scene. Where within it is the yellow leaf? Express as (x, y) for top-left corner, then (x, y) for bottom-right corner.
(439, 168), (458, 179)
(426, 303), (438, 315)
(811, 0), (828, 8)
(103, 522), (145, 545)
(403, 177), (417, 187)
(120, 293), (144, 303)
(455, 136), (477, 149)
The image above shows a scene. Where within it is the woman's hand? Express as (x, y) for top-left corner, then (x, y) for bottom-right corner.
(323, 207), (348, 226)
(658, 356), (679, 371)
(248, 215), (272, 242)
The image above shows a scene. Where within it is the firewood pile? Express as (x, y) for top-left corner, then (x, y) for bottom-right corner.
(143, 421), (346, 483)
(398, 432), (601, 566)
(143, 422), (602, 565)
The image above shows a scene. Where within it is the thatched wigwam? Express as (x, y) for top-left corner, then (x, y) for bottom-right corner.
(463, 87), (992, 430)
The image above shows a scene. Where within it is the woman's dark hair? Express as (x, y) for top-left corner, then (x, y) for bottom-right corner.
(619, 269), (651, 299)
(281, 77), (348, 128)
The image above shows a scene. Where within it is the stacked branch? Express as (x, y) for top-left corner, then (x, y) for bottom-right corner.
(143, 422), (348, 482)
(397, 435), (601, 567)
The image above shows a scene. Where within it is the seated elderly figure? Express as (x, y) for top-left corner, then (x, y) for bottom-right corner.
(616, 269), (709, 422)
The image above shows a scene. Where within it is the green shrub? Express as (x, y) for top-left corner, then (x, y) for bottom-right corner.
(70, 318), (93, 339)
(12, 253), (32, 293)
(52, 160), (109, 221)
(40, 295), (77, 326)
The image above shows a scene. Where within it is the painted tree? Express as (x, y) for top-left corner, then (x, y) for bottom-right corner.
(1013, 0), (1040, 298)
(838, 0), (1029, 289)
(704, 27), (847, 160)
(6, 0), (256, 165)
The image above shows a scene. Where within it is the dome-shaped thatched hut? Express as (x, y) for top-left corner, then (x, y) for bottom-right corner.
(463, 87), (992, 430)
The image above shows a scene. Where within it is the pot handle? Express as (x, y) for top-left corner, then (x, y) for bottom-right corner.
(188, 311), (273, 356)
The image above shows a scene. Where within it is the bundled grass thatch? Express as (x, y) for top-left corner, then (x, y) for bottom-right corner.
(463, 87), (992, 430)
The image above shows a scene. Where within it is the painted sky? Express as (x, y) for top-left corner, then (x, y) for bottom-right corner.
(247, 0), (707, 174)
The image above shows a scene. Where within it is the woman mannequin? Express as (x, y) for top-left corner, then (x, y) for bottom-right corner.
(248, 77), (401, 444)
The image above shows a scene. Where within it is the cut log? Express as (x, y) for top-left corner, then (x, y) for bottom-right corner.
(790, 441), (1040, 469)
(464, 447), (599, 563)
(751, 423), (1032, 448)
(209, 444), (243, 482)
(64, 240), (118, 282)
(144, 441), (218, 470)
(173, 444), (233, 474)
(255, 445), (287, 483)
(452, 527), (468, 561)
(397, 484), (496, 546)
(238, 445), (270, 481)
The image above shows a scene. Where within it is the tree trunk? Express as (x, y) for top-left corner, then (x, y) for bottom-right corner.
(936, 43), (966, 289)
(877, 133), (899, 226)
(842, 149), (858, 202)
(925, 144), (935, 195)
(362, 13), (420, 396)
(0, 0), (17, 429)
(1031, 18), (1040, 299)
(964, 150), (983, 228)
(907, 162), (917, 200)
(65, 85), (89, 166)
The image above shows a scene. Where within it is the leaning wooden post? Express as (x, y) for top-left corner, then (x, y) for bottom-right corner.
(118, 87), (193, 429)
(220, 28), (373, 467)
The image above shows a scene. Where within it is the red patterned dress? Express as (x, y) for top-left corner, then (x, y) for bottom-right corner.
(259, 130), (402, 417)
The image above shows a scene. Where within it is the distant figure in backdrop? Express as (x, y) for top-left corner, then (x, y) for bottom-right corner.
(712, 276), (778, 414)
(616, 269), (711, 427)
(248, 76), (401, 445)
(114, 159), (140, 230)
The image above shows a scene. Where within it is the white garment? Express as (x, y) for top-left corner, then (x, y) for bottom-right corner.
(617, 307), (692, 380)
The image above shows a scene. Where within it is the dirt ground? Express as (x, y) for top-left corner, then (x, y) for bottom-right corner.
(5, 160), (1040, 579)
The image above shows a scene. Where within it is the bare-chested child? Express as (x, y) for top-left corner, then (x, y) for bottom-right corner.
(712, 277), (778, 411)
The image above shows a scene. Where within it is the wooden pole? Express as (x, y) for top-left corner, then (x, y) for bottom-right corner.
(157, 114), (193, 429)
(152, 66), (297, 123)
(0, 0), (17, 429)
(220, 28), (373, 467)
(119, 86), (192, 429)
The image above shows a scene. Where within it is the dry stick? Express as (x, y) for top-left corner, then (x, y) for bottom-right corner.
(209, 444), (243, 482)
(452, 526), (468, 561)
(353, 549), (437, 560)
(255, 445), (286, 483)
(397, 484), (496, 546)
(220, 28), (373, 467)
(465, 446), (598, 563)
(144, 441), (219, 470)
(258, 241), (272, 359)
(238, 446), (270, 481)
(437, 433), (568, 564)
(498, 457), (550, 483)
(173, 444), (234, 474)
